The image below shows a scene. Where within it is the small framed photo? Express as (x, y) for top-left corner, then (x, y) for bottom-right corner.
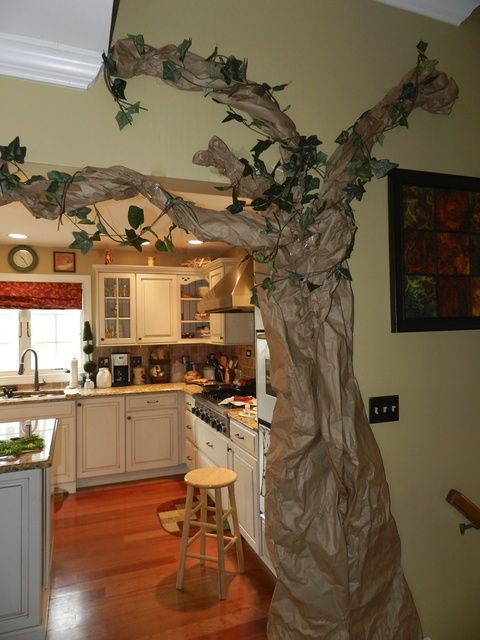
(53, 251), (76, 273)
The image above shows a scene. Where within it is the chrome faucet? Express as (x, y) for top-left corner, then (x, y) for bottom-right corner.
(18, 348), (40, 391)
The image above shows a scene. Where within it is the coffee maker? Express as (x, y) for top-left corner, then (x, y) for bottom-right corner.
(111, 353), (130, 386)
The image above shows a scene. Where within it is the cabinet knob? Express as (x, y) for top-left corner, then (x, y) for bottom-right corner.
(100, 338), (104, 342)
(235, 433), (245, 440)
(127, 416), (131, 420)
(186, 424), (192, 430)
(77, 402), (82, 407)
(206, 442), (214, 448)
(138, 337), (142, 340)
(186, 456), (192, 461)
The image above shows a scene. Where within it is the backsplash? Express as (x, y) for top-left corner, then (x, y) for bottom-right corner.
(94, 342), (256, 381)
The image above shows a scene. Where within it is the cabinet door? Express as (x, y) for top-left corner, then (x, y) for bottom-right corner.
(231, 443), (259, 552)
(179, 274), (211, 343)
(76, 397), (125, 478)
(0, 470), (42, 634)
(97, 273), (136, 345)
(136, 273), (179, 343)
(52, 416), (76, 488)
(208, 266), (225, 343)
(126, 408), (179, 471)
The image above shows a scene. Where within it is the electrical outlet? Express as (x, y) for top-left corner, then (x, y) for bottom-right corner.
(369, 395), (399, 423)
(246, 349), (252, 357)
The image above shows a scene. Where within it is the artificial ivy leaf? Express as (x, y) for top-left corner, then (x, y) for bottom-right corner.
(177, 38), (192, 62)
(421, 58), (438, 74)
(46, 179), (59, 195)
(400, 82), (417, 101)
(251, 118), (266, 129)
(250, 197), (269, 211)
(227, 199), (245, 214)
(163, 60), (182, 84)
(203, 85), (214, 97)
(96, 221), (107, 235)
(220, 56), (247, 84)
(316, 150), (328, 166)
(263, 183), (283, 198)
(264, 218), (279, 234)
(116, 110), (132, 130)
(344, 180), (366, 202)
(251, 138), (273, 162)
(47, 171), (72, 183)
(0, 136), (26, 163)
(260, 277), (275, 292)
(70, 231), (93, 255)
(351, 132), (363, 149)
(287, 271), (304, 282)
(112, 78), (127, 100)
(239, 158), (254, 178)
(90, 230), (102, 242)
(351, 161), (373, 182)
(370, 159), (398, 179)
(298, 207), (315, 231)
(253, 251), (267, 263)
(250, 288), (259, 307)
(416, 40), (428, 54)
(253, 82), (271, 96)
(306, 280), (321, 292)
(26, 174), (45, 184)
(304, 174), (320, 193)
(377, 133), (385, 146)
(128, 205), (144, 229)
(228, 83), (242, 96)
(334, 267), (352, 282)
(127, 34), (146, 55)
(222, 110), (245, 123)
(127, 101), (141, 115)
(155, 239), (169, 252)
(102, 51), (117, 76)
(335, 130), (350, 145)
(272, 83), (289, 92)
(0, 170), (21, 191)
(205, 46), (218, 62)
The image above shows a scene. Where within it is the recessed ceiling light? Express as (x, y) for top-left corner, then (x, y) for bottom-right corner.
(8, 233), (28, 239)
(188, 239), (204, 245)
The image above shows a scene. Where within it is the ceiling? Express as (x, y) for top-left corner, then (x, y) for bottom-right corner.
(374, 0), (480, 24)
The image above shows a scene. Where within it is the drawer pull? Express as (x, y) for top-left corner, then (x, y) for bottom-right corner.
(127, 416), (131, 420)
(186, 455), (192, 461)
(206, 442), (214, 448)
(186, 424), (192, 430)
(147, 400), (159, 404)
(235, 433), (245, 440)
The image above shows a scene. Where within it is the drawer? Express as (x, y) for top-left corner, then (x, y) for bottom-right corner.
(184, 409), (196, 444)
(196, 419), (229, 468)
(185, 438), (197, 470)
(229, 419), (257, 457)
(184, 394), (195, 412)
(0, 400), (76, 421)
(125, 392), (176, 411)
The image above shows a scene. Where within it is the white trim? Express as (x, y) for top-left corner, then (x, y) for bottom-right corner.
(374, 0), (479, 25)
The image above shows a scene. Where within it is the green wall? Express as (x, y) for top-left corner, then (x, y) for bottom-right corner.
(1, 1), (479, 637)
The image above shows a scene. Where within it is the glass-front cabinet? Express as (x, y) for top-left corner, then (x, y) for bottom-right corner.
(98, 273), (136, 345)
(179, 274), (211, 343)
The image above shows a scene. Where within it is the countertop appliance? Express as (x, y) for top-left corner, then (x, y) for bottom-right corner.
(111, 352), (130, 386)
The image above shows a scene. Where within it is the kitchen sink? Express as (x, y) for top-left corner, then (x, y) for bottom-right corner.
(1, 389), (66, 400)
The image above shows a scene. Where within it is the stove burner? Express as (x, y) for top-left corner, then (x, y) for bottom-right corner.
(193, 384), (256, 437)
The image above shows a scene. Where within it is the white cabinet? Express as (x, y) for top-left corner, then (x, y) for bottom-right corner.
(184, 393), (197, 470)
(0, 400), (76, 493)
(76, 396), (126, 478)
(125, 393), (179, 471)
(136, 273), (179, 344)
(208, 263), (254, 345)
(97, 272), (137, 345)
(179, 273), (211, 343)
(0, 469), (43, 636)
(229, 419), (259, 552)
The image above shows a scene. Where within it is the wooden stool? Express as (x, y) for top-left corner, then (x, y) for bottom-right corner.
(176, 467), (245, 600)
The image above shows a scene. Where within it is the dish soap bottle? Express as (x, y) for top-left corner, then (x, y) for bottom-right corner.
(96, 367), (112, 389)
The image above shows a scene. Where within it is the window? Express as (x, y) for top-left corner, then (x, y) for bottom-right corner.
(0, 274), (91, 386)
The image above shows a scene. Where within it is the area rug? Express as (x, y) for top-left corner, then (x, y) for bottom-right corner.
(156, 496), (229, 537)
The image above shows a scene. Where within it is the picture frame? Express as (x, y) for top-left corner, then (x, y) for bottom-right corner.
(388, 168), (480, 332)
(53, 251), (76, 273)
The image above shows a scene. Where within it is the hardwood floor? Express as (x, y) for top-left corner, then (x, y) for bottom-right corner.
(47, 476), (275, 640)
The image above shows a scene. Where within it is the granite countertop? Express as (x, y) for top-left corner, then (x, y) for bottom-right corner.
(0, 418), (57, 473)
(0, 382), (203, 405)
(228, 408), (258, 431)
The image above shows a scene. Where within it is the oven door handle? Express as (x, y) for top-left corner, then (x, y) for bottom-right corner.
(256, 330), (266, 340)
(258, 417), (271, 429)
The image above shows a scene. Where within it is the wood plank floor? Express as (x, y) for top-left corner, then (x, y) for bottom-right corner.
(47, 476), (275, 640)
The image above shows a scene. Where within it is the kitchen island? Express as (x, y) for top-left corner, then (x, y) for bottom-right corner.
(0, 418), (57, 640)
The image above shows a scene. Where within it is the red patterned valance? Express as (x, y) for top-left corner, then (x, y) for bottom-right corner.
(0, 281), (82, 309)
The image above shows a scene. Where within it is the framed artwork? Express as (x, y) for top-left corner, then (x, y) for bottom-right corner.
(388, 168), (480, 332)
(53, 251), (76, 273)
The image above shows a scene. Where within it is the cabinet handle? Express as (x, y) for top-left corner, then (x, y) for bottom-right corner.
(186, 424), (192, 430)
(147, 400), (159, 404)
(206, 442), (214, 448)
(235, 433), (245, 440)
(186, 456), (192, 461)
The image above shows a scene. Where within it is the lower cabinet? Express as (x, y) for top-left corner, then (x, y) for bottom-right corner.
(76, 396), (126, 478)
(229, 418), (259, 553)
(125, 393), (178, 471)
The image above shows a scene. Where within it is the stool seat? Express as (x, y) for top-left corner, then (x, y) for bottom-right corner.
(185, 467), (237, 489)
(176, 466), (244, 600)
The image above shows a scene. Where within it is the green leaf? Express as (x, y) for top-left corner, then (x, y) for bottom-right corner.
(316, 150), (328, 166)
(116, 110), (133, 130)
(264, 218), (279, 234)
(335, 130), (350, 145)
(334, 267), (352, 282)
(287, 271), (304, 282)
(306, 280), (321, 292)
(102, 52), (117, 76)
(260, 277), (275, 292)
(250, 288), (259, 307)
(298, 207), (315, 231)
(228, 83), (242, 96)
(227, 198), (245, 214)
(250, 197), (269, 211)
(421, 58), (438, 74)
(239, 158), (254, 178)
(127, 33), (146, 55)
(155, 239), (169, 252)
(253, 82), (271, 96)
(47, 170), (72, 183)
(222, 110), (245, 124)
(127, 101), (141, 115)
(272, 83), (289, 92)
(128, 205), (144, 229)
(0, 136), (26, 163)
(46, 179), (59, 195)
(250, 138), (273, 162)
(220, 55), (247, 84)
(399, 82), (417, 101)
(163, 60), (182, 84)
(177, 38), (192, 62)
(370, 159), (398, 179)
(70, 231), (93, 255)
(416, 40), (428, 54)
(112, 78), (127, 100)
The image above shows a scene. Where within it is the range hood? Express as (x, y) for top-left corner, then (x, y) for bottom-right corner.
(198, 258), (254, 313)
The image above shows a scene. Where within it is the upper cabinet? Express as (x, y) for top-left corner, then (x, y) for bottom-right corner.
(94, 259), (254, 347)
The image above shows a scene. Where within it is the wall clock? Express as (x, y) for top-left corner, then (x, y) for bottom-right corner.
(8, 245), (39, 273)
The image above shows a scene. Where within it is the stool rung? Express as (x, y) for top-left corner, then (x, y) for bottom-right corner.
(187, 519), (219, 531)
(186, 551), (218, 562)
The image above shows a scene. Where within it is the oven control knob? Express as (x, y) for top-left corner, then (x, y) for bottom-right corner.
(204, 414), (212, 424)
(211, 419), (220, 431)
(192, 407), (198, 416)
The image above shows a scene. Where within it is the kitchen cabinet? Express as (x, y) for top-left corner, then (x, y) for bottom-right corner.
(184, 392), (197, 470)
(179, 273), (211, 343)
(97, 272), (137, 345)
(208, 263), (254, 345)
(0, 469), (43, 638)
(125, 393), (179, 471)
(0, 400), (76, 493)
(229, 418), (259, 552)
(136, 273), (179, 344)
(76, 396), (126, 479)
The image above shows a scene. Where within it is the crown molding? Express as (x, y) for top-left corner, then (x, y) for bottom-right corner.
(374, 0), (479, 25)
(0, 32), (102, 90)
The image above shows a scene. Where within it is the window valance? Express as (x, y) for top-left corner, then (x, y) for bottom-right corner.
(0, 281), (82, 309)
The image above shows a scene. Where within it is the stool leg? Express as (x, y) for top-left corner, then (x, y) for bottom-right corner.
(228, 483), (245, 573)
(176, 484), (194, 590)
(214, 487), (226, 600)
(199, 488), (207, 565)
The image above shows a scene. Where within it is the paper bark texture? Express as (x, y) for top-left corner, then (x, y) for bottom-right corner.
(0, 39), (459, 638)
